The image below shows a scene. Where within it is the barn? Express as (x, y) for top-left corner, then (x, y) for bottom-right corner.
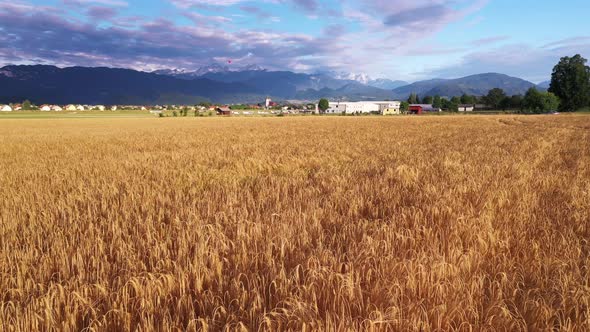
(216, 106), (231, 116)
(409, 104), (438, 114)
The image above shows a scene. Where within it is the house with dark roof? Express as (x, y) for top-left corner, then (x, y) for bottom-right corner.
(216, 106), (231, 116)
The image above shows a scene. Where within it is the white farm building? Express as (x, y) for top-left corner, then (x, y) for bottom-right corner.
(326, 101), (401, 115)
(458, 104), (475, 112)
(1, 105), (13, 112)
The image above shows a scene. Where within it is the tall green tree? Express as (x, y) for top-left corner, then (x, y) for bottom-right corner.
(422, 96), (433, 104)
(407, 93), (418, 104)
(22, 100), (32, 110)
(499, 97), (511, 111)
(522, 88), (560, 113)
(542, 92), (560, 112)
(484, 88), (507, 109)
(400, 101), (409, 113)
(433, 95), (442, 109)
(549, 54), (590, 111)
(318, 98), (330, 112)
(509, 95), (523, 110)
(449, 96), (460, 112)
(522, 88), (542, 113)
(460, 94), (476, 105)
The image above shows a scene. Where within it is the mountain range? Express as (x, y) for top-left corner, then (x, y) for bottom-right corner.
(390, 73), (542, 99)
(0, 64), (547, 105)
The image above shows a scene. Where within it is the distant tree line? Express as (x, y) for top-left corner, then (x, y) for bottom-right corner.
(403, 89), (561, 113)
(400, 54), (590, 114)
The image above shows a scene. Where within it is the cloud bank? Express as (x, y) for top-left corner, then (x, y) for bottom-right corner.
(0, 0), (588, 81)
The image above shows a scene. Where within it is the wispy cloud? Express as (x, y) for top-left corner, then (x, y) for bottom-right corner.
(425, 39), (590, 82)
(469, 36), (510, 47)
(86, 6), (118, 20)
(63, 0), (128, 7)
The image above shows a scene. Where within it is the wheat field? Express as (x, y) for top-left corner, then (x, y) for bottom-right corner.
(0, 115), (589, 331)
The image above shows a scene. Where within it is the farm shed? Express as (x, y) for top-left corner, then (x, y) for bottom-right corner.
(458, 104), (475, 112)
(216, 106), (231, 116)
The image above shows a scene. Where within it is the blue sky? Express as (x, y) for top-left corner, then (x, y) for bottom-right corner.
(0, 0), (589, 83)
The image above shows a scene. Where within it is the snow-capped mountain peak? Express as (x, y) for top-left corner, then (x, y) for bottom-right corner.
(318, 70), (373, 85)
(152, 68), (191, 76)
(153, 63), (265, 79)
(341, 72), (371, 85)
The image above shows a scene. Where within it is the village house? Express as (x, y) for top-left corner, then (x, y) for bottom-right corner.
(327, 101), (378, 114)
(216, 106), (232, 115)
(326, 101), (401, 115)
(51, 105), (63, 111)
(1, 104), (13, 112)
(76, 105), (85, 111)
(458, 104), (475, 112)
(375, 101), (402, 115)
(65, 104), (77, 111)
(40, 105), (51, 111)
(96, 105), (106, 111)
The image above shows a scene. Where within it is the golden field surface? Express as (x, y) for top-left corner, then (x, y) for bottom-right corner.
(0, 115), (589, 331)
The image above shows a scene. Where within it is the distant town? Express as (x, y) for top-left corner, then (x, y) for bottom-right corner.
(0, 99), (484, 116)
(0, 88), (562, 116)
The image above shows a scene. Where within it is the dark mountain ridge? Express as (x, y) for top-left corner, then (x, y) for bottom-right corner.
(0, 65), (541, 104)
(0, 65), (264, 104)
(391, 73), (537, 99)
